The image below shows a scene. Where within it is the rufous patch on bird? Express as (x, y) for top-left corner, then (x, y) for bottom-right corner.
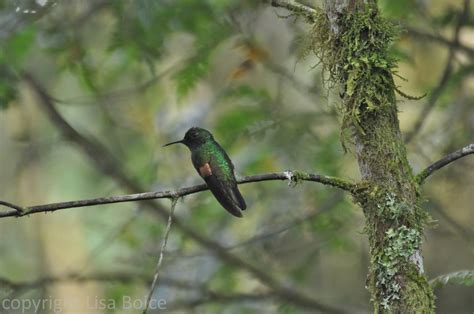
(199, 163), (213, 177)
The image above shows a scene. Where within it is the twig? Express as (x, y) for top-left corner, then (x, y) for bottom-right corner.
(405, 0), (470, 143)
(270, 0), (318, 21)
(429, 270), (474, 289)
(144, 198), (178, 314)
(416, 143), (474, 184)
(0, 172), (353, 218)
(0, 200), (23, 214)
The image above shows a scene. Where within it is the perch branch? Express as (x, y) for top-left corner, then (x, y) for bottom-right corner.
(416, 143), (474, 184)
(0, 172), (354, 218)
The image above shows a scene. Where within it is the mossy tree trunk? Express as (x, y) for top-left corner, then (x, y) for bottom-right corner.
(315, 1), (435, 312)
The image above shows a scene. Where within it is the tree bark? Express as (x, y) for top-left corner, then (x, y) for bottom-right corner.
(320, 1), (435, 312)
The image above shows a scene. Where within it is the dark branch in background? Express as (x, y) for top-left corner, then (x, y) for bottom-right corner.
(0, 272), (198, 298)
(0, 172), (354, 218)
(404, 56), (453, 143)
(163, 192), (344, 259)
(13, 73), (347, 314)
(263, 60), (318, 98)
(430, 201), (474, 243)
(21, 73), (139, 190)
(404, 25), (474, 58)
(416, 143), (474, 184)
(53, 58), (188, 105)
(404, 0), (470, 143)
(82, 209), (141, 267)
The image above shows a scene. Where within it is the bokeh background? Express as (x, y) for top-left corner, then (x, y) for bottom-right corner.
(0, 0), (473, 313)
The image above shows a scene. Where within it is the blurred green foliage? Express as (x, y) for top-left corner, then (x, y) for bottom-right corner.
(0, 0), (473, 313)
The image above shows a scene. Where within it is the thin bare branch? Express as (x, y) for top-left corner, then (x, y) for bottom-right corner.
(144, 198), (178, 314)
(0, 200), (23, 214)
(429, 270), (474, 289)
(416, 143), (474, 184)
(270, 0), (318, 21)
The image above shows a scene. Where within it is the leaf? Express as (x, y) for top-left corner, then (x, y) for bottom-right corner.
(430, 270), (474, 289)
(6, 25), (37, 65)
(379, 0), (418, 20)
(174, 56), (210, 97)
(0, 25), (36, 108)
(0, 65), (18, 109)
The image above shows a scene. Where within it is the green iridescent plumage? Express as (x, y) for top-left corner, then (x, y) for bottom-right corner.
(164, 127), (246, 217)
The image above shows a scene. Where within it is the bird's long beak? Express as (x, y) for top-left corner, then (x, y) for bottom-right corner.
(163, 140), (184, 147)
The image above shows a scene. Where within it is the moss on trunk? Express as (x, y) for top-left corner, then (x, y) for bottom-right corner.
(305, 2), (435, 313)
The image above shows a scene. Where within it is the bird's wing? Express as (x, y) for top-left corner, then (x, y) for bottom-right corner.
(197, 155), (246, 217)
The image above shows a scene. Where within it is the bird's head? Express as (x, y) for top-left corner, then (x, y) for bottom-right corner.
(163, 127), (213, 150)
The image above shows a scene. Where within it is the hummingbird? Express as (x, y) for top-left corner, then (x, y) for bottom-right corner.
(164, 127), (247, 217)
